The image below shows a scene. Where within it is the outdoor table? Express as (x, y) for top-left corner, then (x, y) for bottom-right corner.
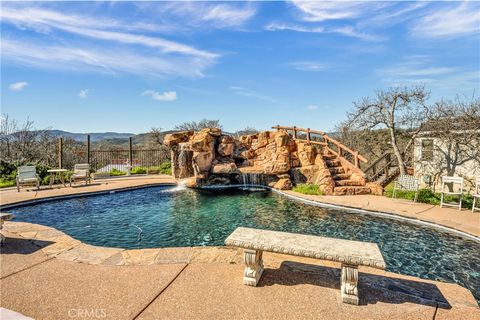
(48, 169), (68, 187)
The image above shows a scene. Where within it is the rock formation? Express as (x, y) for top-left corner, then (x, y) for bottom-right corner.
(164, 128), (372, 195)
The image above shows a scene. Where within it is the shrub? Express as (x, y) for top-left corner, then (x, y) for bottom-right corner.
(131, 167), (147, 175)
(0, 160), (17, 178)
(109, 168), (126, 176)
(292, 183), (324, 195)
(159, 162), (172, 175)
(0, 178), (16, 188)
(385, 185), (473, 209)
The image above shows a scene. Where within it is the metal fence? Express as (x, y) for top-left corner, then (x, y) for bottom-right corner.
(90, 149), (170, 172)
(56, 136), (170, 172)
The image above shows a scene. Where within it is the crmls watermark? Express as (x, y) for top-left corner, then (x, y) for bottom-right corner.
(68, 308), (107, 318)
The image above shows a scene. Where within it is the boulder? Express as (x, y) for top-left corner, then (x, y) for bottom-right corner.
(314, 154), (328, 169)
(206, 127), (222, 137)
(193, 151), (214, 173)
(366, 182), (383, 196)
(273, 177), (293, 190)
(314, 168), (335, 195)
(273, 130), (290, 148)
(163, 131), (193, 147)
(191, 130), (214, 152)
(217, 136), (235, 157)
(297, 142), (316, 166)
(290, 165), (318, 184)
(211, 162), (237, 174)
(252, 131), (270, 150)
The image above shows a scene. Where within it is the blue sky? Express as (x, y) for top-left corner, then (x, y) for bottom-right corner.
(1, 1), (479, 133)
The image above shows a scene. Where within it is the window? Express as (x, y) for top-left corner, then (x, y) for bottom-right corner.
(421, 139), (434, 161)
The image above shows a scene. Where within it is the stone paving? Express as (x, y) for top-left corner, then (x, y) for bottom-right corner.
(1, 221), (479, 319)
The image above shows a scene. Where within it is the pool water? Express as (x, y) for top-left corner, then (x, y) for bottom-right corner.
(8, 186), (480, 302)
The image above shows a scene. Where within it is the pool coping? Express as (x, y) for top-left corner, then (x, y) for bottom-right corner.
(1, 182), (479, 243)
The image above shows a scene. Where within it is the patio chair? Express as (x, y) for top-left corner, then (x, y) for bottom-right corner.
(472, 177), (480, 213)
(70, 163), (91, 186)
(392, 175), (420, 202)
(440, 176), (464, 211)
(16, 166), (40, 192)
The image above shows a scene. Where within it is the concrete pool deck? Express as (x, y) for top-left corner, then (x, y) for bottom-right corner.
(1, 222), (479, 320)
(1, 175), (479, 238)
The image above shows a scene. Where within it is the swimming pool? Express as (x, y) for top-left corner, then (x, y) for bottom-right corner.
(7, 185), (480, 302)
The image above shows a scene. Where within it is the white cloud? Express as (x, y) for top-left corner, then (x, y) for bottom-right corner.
(376, 56), (478, 94)
(0, 5), (218, 78)
(411, 2), (480, 39)
(329, 26), (382, 42)
(139, 2), (256, 29)
(2, 38), (213, 78)
(306, 105), (318, 110)
(78, 89), (89, 98)
(8, 81), (28, 91)
(1, 6), (217, 59)
(265, 22), (324, 33)
(291, 1), (383, 22)
(142, 90), (177, 102)
(291, 61), (326, 72)
(229, 86), (276, 103)
(201, 4), (256, 27)
(265, 22), (380, 41)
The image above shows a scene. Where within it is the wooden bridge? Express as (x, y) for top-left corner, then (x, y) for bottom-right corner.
(272, 125), (402, 190)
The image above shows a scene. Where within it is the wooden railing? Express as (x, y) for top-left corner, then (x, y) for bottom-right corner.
(272, 125), (368, 169)
(363, 151), (412, 185)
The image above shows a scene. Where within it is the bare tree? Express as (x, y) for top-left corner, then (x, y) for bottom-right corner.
(0, 115), (56, 165)
(234, 126), (258, 137)
(174, 119), (222, 131)
(345, 86), (430, 175)
(420, 96), (480, 187)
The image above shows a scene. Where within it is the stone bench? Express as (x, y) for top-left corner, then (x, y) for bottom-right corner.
(225, 227), (386, 305)
(0, 213), (14, 246)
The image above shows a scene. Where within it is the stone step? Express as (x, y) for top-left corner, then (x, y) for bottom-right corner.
(333, 186), (371, 196)
(329, 167), (345, 174)
(334, 180), (364, 187)
(322, 154), (337, 160)
(331, 173), (351, 180)
(325, 160), (341, 167)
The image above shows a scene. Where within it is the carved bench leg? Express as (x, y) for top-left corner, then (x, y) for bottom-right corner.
(341, 263), (359, 305)
(243, 249), (264, 286)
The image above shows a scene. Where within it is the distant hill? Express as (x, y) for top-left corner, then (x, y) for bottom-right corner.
(47, 130), (136, 142)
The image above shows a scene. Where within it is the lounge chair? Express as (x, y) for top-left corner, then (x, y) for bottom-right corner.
(440, 176), (464, 210)
(70, 164), (91, 186)
(16, 166), (40, 192)
(392, 175), (420, 202)
(472, 177), (480, 213)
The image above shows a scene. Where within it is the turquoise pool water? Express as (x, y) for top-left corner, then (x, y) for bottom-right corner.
(7, 185), (480, 302)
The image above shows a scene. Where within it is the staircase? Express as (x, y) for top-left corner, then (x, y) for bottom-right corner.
(322, 153), (371, 196)
(363, 151), (411, 188)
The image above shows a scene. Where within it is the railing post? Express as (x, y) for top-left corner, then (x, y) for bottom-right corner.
(293, 126), (297, 139)
(354, 151), (358, 168)
(337, 143), (342, 157)
(129, 137), (133, 167)
(58, 137), (63, 169)
(307, 128), (311, 144)
(87, 134), (91, 164)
